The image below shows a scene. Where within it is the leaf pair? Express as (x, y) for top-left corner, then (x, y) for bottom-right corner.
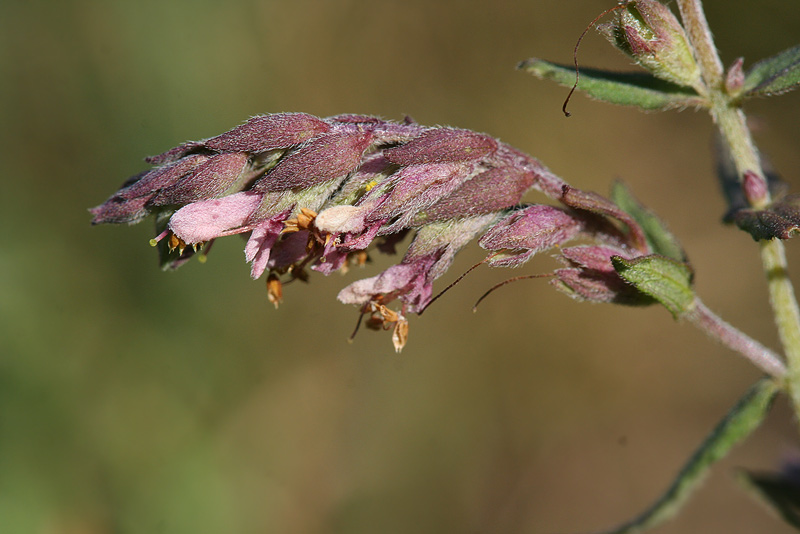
(520, 42), (800, 113)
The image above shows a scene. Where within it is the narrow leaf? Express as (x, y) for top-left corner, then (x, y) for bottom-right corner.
(744, 44), (800, 97)
(610, 182), (686, 262)
(611, 255), (694, 318)
(597, 378), (779, 534)
(518, 58), (706, 111)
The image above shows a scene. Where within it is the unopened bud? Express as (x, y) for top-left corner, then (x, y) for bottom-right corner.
(725, 57), (745, 95)
(598, 0), (702, 90)
(743, 170), (769, 207)
(552, 245), (651, 305)
(478, 205), (586, 267)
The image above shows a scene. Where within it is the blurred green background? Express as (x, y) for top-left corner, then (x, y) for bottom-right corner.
(3, 0), (800, 532)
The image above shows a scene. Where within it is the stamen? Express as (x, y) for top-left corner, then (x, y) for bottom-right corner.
(348, 306), (368, 343)
(266, 273), (283, 309)
(354, 251), (369, 267)
(376, 303), (399, 323)
(392, 317), (409, 353)
(149, 229), (170, 247)
(340, 251), (370, 275)
(419, 255), (497, 315)
(167, 233), (187, 254)
(299, 207), (318, 221)
(365, 315), (385, 331)
(281, 220), (300, 234)
(472, 273), (554, 312)
(562, 4), (627, 117)
(197, 239), (215, 264)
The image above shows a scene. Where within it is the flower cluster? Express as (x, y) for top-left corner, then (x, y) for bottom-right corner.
(91, 113), (655, 350)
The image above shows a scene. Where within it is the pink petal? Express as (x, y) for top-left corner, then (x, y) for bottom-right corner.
(168, 191), (262, 243)
(244, 212), (291, 279)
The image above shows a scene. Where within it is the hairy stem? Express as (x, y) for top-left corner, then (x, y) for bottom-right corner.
(761, 241), (800, 386)
(712, 102), (768, 208)
(679, 0), (800, 409)
(687, 299), (786, 378)
(675, 0), (723, 87)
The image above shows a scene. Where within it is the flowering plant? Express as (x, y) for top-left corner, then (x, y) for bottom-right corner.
(91, 0), (800, 530)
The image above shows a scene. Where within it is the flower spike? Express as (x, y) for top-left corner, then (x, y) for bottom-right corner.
(91, 112), (670, 348)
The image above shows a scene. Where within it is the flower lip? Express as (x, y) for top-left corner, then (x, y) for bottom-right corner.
(168, 191), (264, 244)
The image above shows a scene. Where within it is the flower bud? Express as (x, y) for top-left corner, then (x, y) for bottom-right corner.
(742, 170), (769, 207)
(89, 154), (209, 224)
(412, 166), (537, 224)
(478, 205), (586, 267)
(725, 57), (745, 95)
(552, 245), (646, 304)
(253, 130), (374, 193)
(598, 0), (702, 89)
(384, 128), (497, 165)
(149, 153), (250, 207)
(147, 113), (330, 165)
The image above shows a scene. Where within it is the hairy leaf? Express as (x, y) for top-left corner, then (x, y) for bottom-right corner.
(744, 44), (800, 97)
(610, 182), (686, 261)
(611, 255), (693, 318)
(518, 58), (705, 111)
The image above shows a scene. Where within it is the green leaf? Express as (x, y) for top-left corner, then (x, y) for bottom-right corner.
(611, 255), (694, 318)
(518, 58), (706, 111)
(744, 44), (800, 97)
(736, 468), (800, 529)
(610, 182), (686, 262)
(596, 378), (779, 534)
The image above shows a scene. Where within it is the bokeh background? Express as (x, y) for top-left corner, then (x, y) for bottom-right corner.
(3, 0), (800, 532)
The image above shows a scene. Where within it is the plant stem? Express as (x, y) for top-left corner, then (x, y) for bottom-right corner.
(678, 0), (800, 409)
(711, 103), (768, 208)
(761, 240), (800, 385)
(687, 299), (786, 378)
(675, 0), (723, 87)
